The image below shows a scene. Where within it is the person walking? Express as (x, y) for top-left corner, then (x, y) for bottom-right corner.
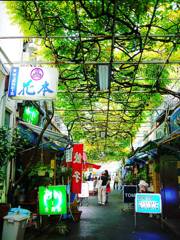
(93, 177), (98, 195)
(98, 170), (110, 205)
(87, 172), (93, 181)
(113, 174), (120, 190)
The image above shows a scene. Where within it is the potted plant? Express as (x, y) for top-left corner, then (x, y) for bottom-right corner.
(56, 166), (72, 184)
(0, 127), (28, 203)
(55, 222), (70, 235)
(70, 200), (82, 222)
(124, 171), (135, 185)
(29, 162), (53, 178)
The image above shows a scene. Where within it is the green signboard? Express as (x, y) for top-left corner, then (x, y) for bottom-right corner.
(38, 185), (67, 215)
(22, 105), (39, 125)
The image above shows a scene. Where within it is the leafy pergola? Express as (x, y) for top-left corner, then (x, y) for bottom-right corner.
(6, 0), (180, 161)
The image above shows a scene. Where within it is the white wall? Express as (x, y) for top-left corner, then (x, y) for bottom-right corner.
(0, 2), (23, 128)
(0, 2), (23, 68)
(0, 2), (23, 202)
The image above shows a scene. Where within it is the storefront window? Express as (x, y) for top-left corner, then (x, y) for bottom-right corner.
(4, 110), (11, 128)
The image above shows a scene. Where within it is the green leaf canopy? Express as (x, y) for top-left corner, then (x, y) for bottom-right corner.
(5, 0), (180, 161)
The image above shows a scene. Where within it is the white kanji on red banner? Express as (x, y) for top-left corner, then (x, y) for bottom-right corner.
(73, 171), (81, 183)
(74, 152), (82, 163)
(71, 144), (83, 193)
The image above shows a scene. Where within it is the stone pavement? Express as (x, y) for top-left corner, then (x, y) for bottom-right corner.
(161, 218), (180, 237)
(25, 190), (179, 240)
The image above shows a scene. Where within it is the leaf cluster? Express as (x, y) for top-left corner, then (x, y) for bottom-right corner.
(5, 0), (180, 160)
(0, 127), (28, 167)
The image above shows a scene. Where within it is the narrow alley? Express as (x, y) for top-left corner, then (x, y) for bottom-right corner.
(0, 2), (179, 240)
(25, 190), (177, 240)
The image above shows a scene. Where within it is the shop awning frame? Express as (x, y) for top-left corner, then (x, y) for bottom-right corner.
(125, 141), (158, 166)
(18, 121), (73, 151)
(19, 121), (70, 143)
(83, 162), (101, 170)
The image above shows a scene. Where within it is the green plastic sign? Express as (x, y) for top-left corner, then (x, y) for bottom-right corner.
(22, 105), (39, 125)
(38, 185), (67, 215)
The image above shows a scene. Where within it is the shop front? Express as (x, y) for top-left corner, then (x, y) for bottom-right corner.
(7, 120), (72, 222)
(158, 133), (180, 218)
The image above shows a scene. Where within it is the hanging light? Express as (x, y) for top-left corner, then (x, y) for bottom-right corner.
(96, 64), (111, 90)
(100, 131), (106, 138)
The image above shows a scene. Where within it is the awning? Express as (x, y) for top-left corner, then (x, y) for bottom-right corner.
(125, 107), (180, 166)
(158, 132), (180, 146)
(18, 121), (72, 151)
(125, 155), (137, 166)
(135, 140), (159, 153)
(83, 162), (101, 170)
(158, 133), (180, 159)
(19, 121), (70, 144)
(125, 148), (158, 166)
(125, 155), (147, 166)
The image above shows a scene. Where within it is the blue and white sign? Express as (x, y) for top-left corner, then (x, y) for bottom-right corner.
(135, 193), (162, 214)
(8, 67), (59, 100)
(65, 148), (73, 163)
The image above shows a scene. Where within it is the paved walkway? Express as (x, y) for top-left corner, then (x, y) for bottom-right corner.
(25, 190), (178, 240)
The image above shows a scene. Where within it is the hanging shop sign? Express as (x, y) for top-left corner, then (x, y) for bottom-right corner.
(66, 148), (73, 163)
(135, 193), (162, 214)
(71, 143), (83, 194)
(8, 67), (59, 100)
(123, 185), (137, 203)
(38, 185), (67, 215)
(22, 105), (39, 125)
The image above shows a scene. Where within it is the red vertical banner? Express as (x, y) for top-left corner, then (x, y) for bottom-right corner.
(71, 144), (83, 193)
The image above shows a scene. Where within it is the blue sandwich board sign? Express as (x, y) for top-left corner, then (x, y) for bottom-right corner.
(135, 193), (162, 214)
(123, 185), (137, 203)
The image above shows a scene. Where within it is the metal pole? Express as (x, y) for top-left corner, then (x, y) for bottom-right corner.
(53, 159), (56, 185)
(134, 212), (137, 229)
(2, 60), (180, 65)
(0, 34), (178, 39)
(161, 213), (164, 229)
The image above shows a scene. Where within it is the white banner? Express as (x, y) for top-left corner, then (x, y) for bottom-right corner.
(8, 67), (59, 100)
(66, 148), (73, 162)
(78, 183), (89, 198)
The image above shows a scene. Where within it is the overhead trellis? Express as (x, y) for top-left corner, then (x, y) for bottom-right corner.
(5, 0), (180, 160)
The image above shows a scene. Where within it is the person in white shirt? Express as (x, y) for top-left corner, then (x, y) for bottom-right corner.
(113, 174), (120, 190)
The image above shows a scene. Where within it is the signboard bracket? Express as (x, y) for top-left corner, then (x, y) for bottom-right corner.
(134, 212), (137, 229)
